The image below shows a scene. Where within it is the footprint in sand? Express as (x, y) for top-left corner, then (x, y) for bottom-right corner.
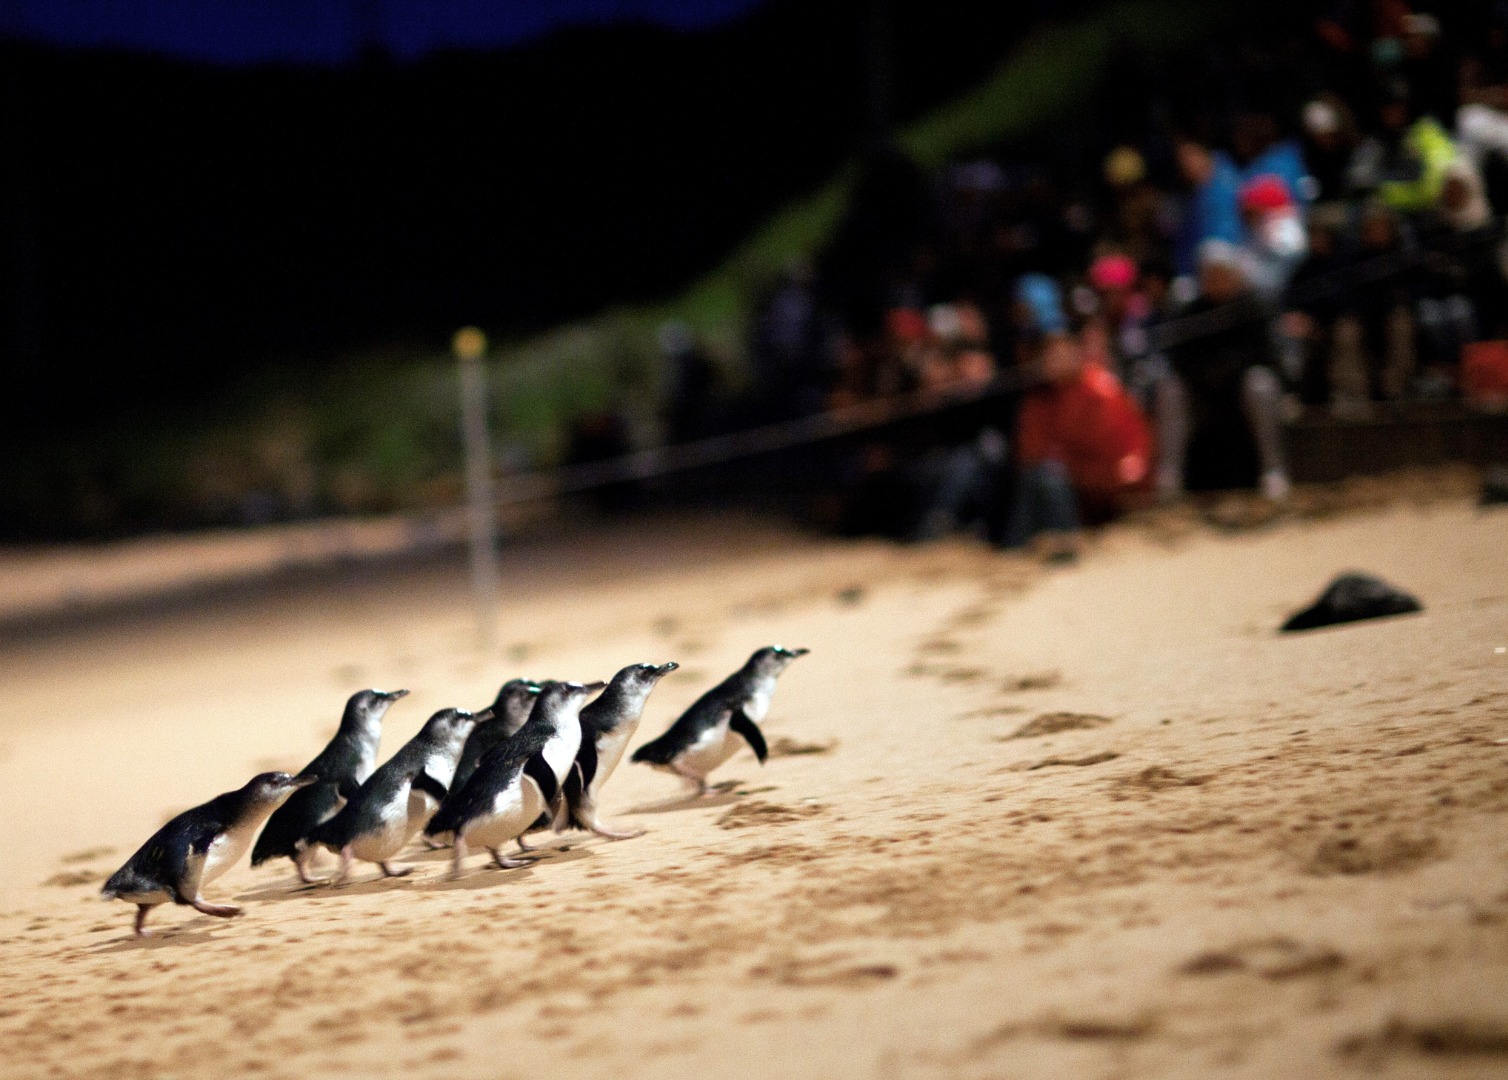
(1021, 751), (1120, 771)
(1180, 937), (1344, 980)
(766, 737), (837, 758)
(1002, 671), (1063, 693)
(1305, 830), (1442, 876)
(1339, 1019), (1508, 1063)
(1006, 712), (1111, 739)
(716, 800), (824, 829)
(1109, 765), (1214, 798)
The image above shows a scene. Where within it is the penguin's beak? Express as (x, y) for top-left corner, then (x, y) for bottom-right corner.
(581, 681), (607, 693)
(288, 775), (319, 790)
(471, 708), (494, 723)
(383, 689), (411, 701)
(779, 647), (810, 658)
(655, 662), (679, 676)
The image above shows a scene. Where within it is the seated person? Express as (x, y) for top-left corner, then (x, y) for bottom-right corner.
(1003, 321), (1153, 556)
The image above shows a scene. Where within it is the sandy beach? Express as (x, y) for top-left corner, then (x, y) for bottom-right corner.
(2, 484), (1506, 1079)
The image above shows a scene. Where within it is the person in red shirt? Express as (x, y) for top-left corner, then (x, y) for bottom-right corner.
(1004, 321), (1153, 555)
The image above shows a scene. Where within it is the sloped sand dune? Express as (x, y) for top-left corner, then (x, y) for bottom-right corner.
(1, 495), (1506, 1079)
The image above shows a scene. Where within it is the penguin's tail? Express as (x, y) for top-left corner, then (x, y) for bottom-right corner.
(425, 802), (460, 838)
(630, 741), (670, 766)
(100, 866), (134, 900)
(305, 817), (342, 853)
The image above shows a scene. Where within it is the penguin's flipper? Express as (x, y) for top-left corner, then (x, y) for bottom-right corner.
(172, 823), (221, 905)
(561, 761), (584, 821)
(728, 709), (768, 764)
(573, 739), (597, 796)
(522, 754), (559, 806)
(252, 782), (338, 865)
(412, 771), (448, 804)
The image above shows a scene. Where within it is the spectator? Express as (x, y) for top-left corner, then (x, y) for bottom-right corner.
(750, 262), (836, 422)
(1234, 109), (1314, 210)
(1238, 174), (1309, 299)
(1374, 81), (1460, 213)
(1158, 240), (1291, 501)
(1286, 209), (1351, 408)
(1005, 322), (1153, 556)
(660, 322), (721, 445)
(1173, 136), (1248, 281)
(1301, 95), (1363, 203)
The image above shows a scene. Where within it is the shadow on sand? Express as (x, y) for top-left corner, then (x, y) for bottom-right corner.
(86, 917), (231, 953)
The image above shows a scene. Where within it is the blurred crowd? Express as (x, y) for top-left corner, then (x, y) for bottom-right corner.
(654, 1), (1508, 556)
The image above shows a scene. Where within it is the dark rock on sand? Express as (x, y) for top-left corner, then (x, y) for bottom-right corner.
(1281, 573), (1422, 633)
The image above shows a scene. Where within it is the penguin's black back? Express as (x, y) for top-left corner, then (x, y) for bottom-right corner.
(250, 781), (343, 865)
(578, 682), (633, 740)
(452, 722), (511, 795)
(104, 789), (251, 901)
(427, 725), (550, 837)
(250, 704), (381, 865)
(630, 670), (745, 765)
(309, 738), (431, 850)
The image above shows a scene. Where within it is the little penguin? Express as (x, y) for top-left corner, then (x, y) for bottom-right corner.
(304, 706), (481, 884)
(251, 688), (408, 881)
(451, 679), (542, 795)
(102, 771), (316, 936)
(426, 679), (601, 877)
(632, 645), (808, 796)
(557, 661), (678, 840)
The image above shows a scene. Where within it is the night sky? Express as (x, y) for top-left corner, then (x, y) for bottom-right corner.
(0, 0), (768, 66)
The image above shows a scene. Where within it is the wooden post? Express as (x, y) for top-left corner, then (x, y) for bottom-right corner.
(455, 326), (499, 650)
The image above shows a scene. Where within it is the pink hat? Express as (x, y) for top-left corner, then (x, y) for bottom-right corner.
(1240, 174), (1293, 212)
(1088, 253), (1138, 291)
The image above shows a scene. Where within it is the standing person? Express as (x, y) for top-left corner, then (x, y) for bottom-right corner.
(1158, 241), (1291, 501)
(1173, 136), (1248, 282)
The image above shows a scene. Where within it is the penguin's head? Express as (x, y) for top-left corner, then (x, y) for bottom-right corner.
(492, 679), (543, 727)
(244, 771), (319, 806)
(614, 661), (679, 690)
(535, 679), (606, 711)
(423, 707), (483, 744)
(749, 645), (810, 676)
(566, 680), (608, 703)
(346, 687), (409, 727)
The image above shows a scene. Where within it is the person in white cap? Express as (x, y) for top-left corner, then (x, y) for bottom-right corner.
(1154, 240), (1291, 503)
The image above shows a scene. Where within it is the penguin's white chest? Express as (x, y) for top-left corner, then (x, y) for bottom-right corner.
(542, 725), (582, 784)
(354, 743), (379, 785)
(423, 749), (459, 791)
(676, 719), (746, 777)
(588, 727), (636, 799)
(200, 821), (258, 887)
(462, 776), (544, 850)
(349, 790), (418, 862)
(743, 684), (774, 723)
(406, 786), (442, 835)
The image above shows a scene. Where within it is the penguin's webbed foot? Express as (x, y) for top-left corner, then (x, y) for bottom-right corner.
(134, 905), (153, 936)
(191, 899), (241, 919)
(330, 847), (355, 887)
(380, 862), (413, 878)
(491, 849), (533, 870)
(590, 822), (646, 840)
(294, 852), (327, 886)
